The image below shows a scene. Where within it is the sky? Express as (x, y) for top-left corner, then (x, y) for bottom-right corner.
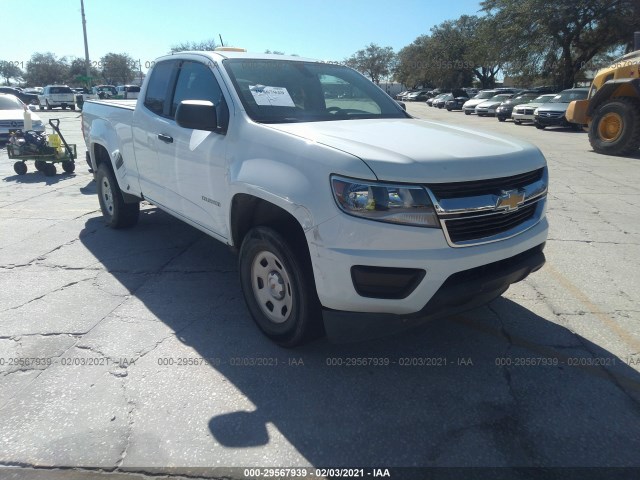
(1, 0), (483, 73)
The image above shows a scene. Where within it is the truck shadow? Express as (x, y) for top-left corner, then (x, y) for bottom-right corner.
(79, 209), (640, 469)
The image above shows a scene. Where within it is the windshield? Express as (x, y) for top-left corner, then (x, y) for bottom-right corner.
(50, 87), (72, 94)
(535, 95), (555, 103)
(550, 90), (588, 103)
(473, 91), (496, 99)
(0, 95), (24, 110)
(487, 94), (511, 102)
(223, 59), (407, 123)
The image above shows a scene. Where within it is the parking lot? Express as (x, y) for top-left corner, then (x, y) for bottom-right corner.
(0, 105), (639, 478)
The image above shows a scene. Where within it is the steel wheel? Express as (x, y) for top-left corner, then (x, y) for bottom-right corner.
(597, 112), (623, 142)
(100, 175), (115, 216)
(251, 250), (293, 324)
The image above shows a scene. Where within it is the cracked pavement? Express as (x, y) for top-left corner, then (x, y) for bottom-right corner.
(0, 107), (638, 479)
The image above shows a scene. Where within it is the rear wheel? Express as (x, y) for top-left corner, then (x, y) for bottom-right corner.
(589, 97), (640, 156)
(96, 163), (140, 228)
(71, 105), (76, 111)
(239, 227), (323, 347)
(44, 163), (56, 176)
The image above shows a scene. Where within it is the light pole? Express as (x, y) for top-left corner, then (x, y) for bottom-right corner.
(81, 0), (91, 86)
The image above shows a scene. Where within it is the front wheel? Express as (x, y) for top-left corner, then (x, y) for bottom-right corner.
(589, 97), (640, 156)
(13, 161), (27, 175)
(535, 123), (545, 130)
(464, 110), (471, 115)
(96, 163), (140, 228)
(498, 117), (506, 122)
(239, 227), (323, 347)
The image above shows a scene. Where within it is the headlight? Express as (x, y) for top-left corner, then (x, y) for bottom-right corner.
(331, 176), (439, 228)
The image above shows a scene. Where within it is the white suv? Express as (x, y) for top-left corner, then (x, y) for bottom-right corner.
(38, 85), (75, 110)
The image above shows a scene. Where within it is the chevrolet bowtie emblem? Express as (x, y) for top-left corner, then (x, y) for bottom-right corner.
(496, 189), (525, 211)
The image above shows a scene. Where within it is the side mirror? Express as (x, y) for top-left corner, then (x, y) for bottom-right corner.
(176, 100), (218, 131)
(397, 101), (406, 111)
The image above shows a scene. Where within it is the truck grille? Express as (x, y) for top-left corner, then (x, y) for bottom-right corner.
(537, 111), (563, 118)
(426, 168), (547, 247)
(444, 203), (538, 243)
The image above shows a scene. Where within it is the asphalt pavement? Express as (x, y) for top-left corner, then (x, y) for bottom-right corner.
(0, 105), (639, 479)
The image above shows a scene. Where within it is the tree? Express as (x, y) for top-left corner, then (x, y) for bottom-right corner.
(100, 53), (136, 85)
(346, 43), (395, 84)
(171, 38), (218, 53)
(24, 53), (69, 86)
(0, 61), (23, 86)
(67, 58), (100, 86)
(482, 0), (640, 88)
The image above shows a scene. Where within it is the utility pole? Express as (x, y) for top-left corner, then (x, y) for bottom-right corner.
(81, 0), (91, 86)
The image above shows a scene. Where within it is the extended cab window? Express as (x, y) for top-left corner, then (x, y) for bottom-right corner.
(144, 61), (175, 116)
(171, 61), (229, 131)
(223, 59), (407, 123)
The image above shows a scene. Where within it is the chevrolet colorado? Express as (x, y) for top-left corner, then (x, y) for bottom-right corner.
(82, 50), (549, 346)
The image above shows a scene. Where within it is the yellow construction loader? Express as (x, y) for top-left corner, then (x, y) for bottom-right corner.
(566, 50), (640, 156)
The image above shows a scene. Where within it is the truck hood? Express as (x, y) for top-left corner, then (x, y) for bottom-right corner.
(267, 118), (545, 183)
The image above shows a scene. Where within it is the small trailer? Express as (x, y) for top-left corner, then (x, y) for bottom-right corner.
(7, 119), (77, 176)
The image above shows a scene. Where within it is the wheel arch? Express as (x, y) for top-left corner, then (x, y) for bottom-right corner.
(588, 78), (640, 116)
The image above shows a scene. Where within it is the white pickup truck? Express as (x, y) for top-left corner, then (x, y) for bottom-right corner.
(82, 50), (549, 346)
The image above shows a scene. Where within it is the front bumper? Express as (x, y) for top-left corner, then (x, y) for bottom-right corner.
(512, 112), (535, 122)
(306, 210), (549, 315)
(535, 114), (569, 127)
(323, 242), (546, 340)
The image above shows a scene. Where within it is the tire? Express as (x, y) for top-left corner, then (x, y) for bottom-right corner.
(71, 105), (76, 111)
(44, 163), (56, 176)
(96, 163), (140, 228)
(535, 123), (545, 130)
(62, 160), (75, 173)
(464, 110), (471, 115)
(39, 104), (44, 111)
(46, 101), (52, 111)
(498, 117), (506, 122)
(35, 160), (46, 171)
(588, 97), (640, 156)
(514, 120), (521, 125)
(239, 226), (323, 347)
(13, 161), (27, 175)
(62, 105), (66, 110)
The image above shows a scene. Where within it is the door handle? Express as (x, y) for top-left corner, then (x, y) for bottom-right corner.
(157, 133), (173, 144)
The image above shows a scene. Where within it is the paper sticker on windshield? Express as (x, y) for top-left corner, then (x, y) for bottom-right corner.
(249, 85), (295, 107)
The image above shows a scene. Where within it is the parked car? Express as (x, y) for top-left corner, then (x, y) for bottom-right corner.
(116, 85), (141, 99)
(0, 94), (45, 142)
(38, 85), (76, 110)
(474, 93), (514, 117)
(405, 89), (431, 101)
(23, 87), (44, 95)
(462, 90), (498, 115)
(495, 92), (541, 122)
(395, 90), (410, 100)
(511, 94), (556, 124)
(534, 88), (589, 129)
(73, 87), (99, 110)
(433, 93), (454, 108)
(82, 50), (549, 347)
(0, 87), (39, 106)
(426, 93), (445, 107)
(92, 85), (118, 99)
(446, 96), (470, 111)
